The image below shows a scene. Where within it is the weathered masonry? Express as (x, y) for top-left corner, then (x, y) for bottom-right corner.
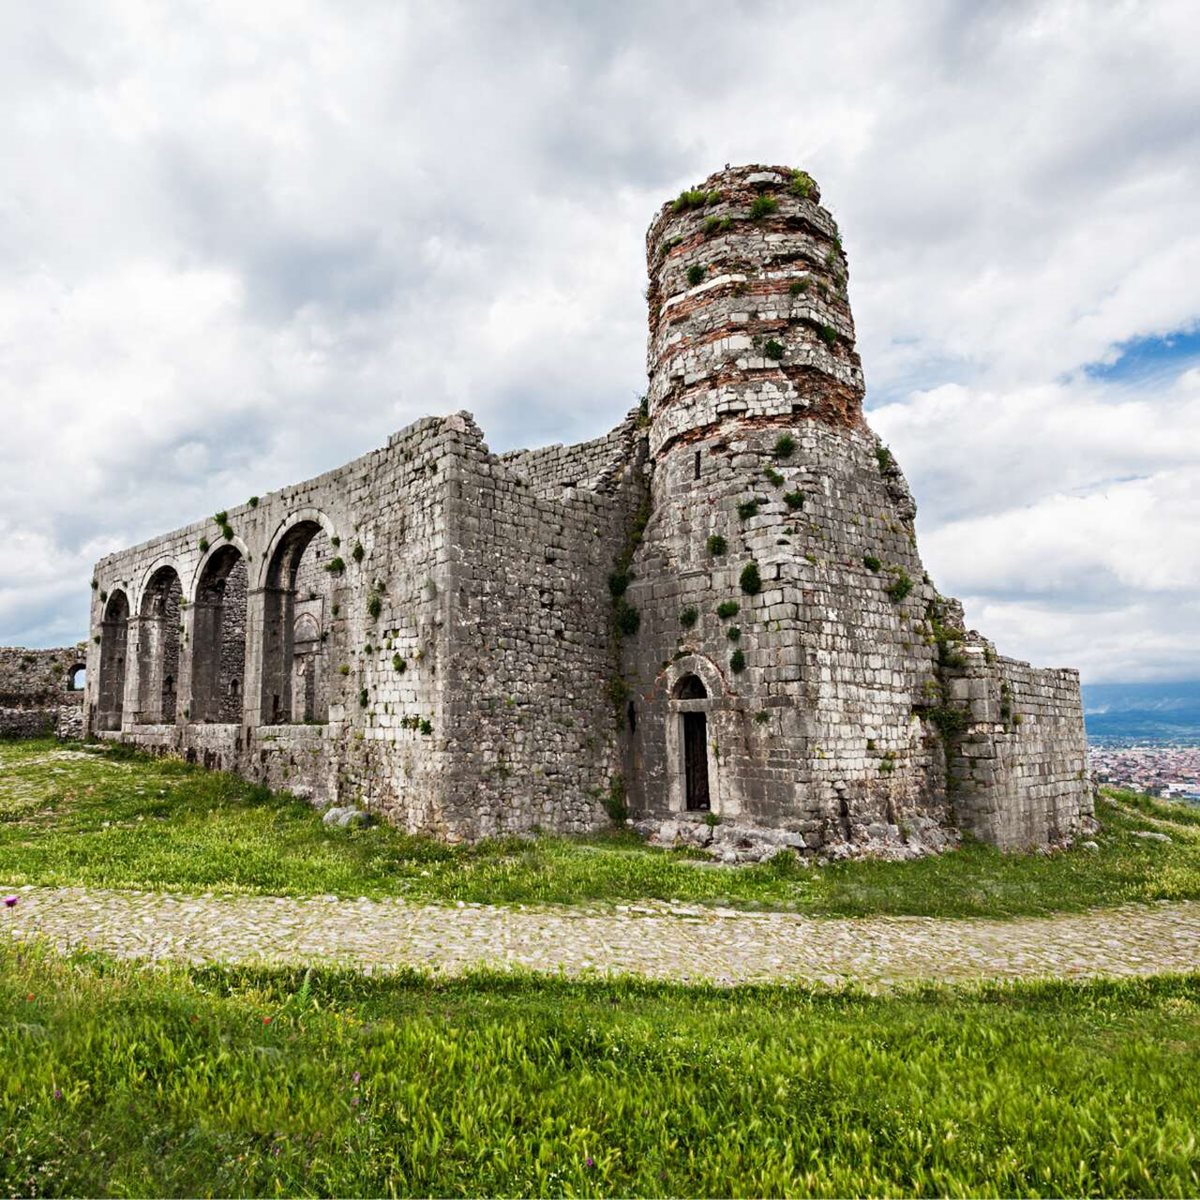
(0, 644), (87, 740)
(86, 164), (1093, 852)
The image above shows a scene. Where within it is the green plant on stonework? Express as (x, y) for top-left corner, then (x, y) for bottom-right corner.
(716, 600), (739, 620)
(358, 689), (369, 708)
(863, 554), (881, 571)
(702, 214), (733, 236)
(879, 752), (896, 775)
(748, 194), (778, 220)
(788, 279), (808, 297)
(790, 168), (816, 198)
(221, 523), (234, 541)
(419, 718), (433, 736)
(392, 654), (407, 673)
(90, 578), (98, 590)
(730, 649), (747, 673)
(726, 626), (741, 641)
(737, 499), (759, 520)
(679, 607), (698, 629)
(754, 710), (770, 725)
(608, 571), (630, 598)
(886, 569), (913, 603)
(764, 467), (785, 487)
(763, 338), (784, 360)
(658, 235), (683, 258)
(876, 443), (896, 474)
(330, 536), (341, 548)
(326, 557), (346, 575)
(614, 599), (640, 637)
(338, 664), (350, 676)
(818, 323), (838, 347)
(672, 187), (721, 212)
(214, 511), (228, 526)
(198, 538), (209, 553)
(706, 534), (727, 556)
(248, 495), (259, 508)
(773, 433), (795, 459)
(366, 591), (383, 621)
(352, 541), (365, 563)
(686, 263), (706, 287)
(739, 562), (762, 595)
(783, 490), (805, 511)
(603, 774), (628, 824)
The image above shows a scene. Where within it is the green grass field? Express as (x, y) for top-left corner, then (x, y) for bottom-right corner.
(3, 942), (1198, 1197)
(1, 738), (1198, 916)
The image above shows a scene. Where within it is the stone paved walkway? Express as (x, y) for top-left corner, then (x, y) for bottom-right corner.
(3, 886), (1198, 985)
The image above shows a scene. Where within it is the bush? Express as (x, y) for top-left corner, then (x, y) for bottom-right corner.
(686, 264), (706, 287)
(419, 718), (433, 736)
(749, 194), (778, 220)
(608, 572), (630, 599)
(783, 490), (805, 511)
(730, 649), (747, 673)
(614, 600), (641, 637)
(706, 534), (727, 556)
(603, 774), (628, 823)
(672, 188), (720, 213)
(392, 654), (407, 673)
(679, 607), (699, 629)
(790, 169), (815, 198)
(198, 538), (209, 553)
(352, 542), (365, 563)
(773, 434), (795, 459)
(716, 600), (739, 620)
(214, 510), (228, 525)
(739, 562), (762, 595)
(764, 338), (785, 360)
(366, 592), (383, 620)
(789, 279), (808, 297)
(764, 468), (785, 487)
(358, 688), (369, 708)
(876, 444), (896, 474)
(221, 523), (234, 541)
(326, 557), (346, 575)
(726, 625), (741, 641)
(818, 324), (838, 347)
(702, 215), (733, 236)
(737, 499), (759, 520)
(248, 496), (259, 508)
(863, 554), (881, 571)
(886, 570), (914, 604)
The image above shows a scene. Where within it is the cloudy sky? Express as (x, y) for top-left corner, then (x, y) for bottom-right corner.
(1, 0), (1197, 683)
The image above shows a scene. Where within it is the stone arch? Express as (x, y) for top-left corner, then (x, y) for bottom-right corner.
(67, 663), (86, 692)
(191, 544), (248, 723)
(260, 512), (338, 724)
(135, 564), (183, 724)
(96, 590), (130, 731)
(664, 655), (724, 815)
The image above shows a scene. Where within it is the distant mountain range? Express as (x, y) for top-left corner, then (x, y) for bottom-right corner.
(1082, 682), (1200, 741)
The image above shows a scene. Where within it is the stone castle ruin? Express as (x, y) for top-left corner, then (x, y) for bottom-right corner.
(76, 165), (1092, 855)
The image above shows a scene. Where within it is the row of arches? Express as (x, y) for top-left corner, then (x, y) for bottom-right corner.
(95, 519), (338, 733)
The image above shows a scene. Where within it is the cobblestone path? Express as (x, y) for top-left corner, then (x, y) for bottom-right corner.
(2, 886), (1197, 986)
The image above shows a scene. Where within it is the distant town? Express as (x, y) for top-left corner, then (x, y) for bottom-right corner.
(1088, 741), (1200, 801)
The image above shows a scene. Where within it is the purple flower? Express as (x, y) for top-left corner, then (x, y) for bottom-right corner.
(53, 1089), (62, 1101)
(3, 896), (17, 908)
(351, 1071), (360, 1084)
(585, 1157), (595, 1169)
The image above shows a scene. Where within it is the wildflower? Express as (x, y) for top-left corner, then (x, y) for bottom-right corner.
(53, 1089), (63, 1101)
(262, 1016), (271, 1025)
(352, 1071), (360, 1084)
(26, 993), (34, 1002)
(586, 1157), (595, 1169)
(3, 896), (17, 907)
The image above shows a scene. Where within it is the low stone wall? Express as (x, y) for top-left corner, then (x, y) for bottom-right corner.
(0, 645), (88, 739)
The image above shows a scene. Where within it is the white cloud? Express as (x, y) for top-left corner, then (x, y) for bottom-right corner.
(0, 0), (1197, 683)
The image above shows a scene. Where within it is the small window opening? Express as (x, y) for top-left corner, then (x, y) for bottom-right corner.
(693, 450), (701, 480)
(627, 701), (637, 733)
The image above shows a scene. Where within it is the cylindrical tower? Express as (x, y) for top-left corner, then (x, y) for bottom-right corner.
(645, 164), (863, 459)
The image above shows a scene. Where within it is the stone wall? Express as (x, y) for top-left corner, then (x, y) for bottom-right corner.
(0, 644), (88, 739)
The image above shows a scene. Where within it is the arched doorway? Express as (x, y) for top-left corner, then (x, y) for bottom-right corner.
(672, 674), (711, 811)
(261, 519), (336, 725)
(191, 545), (248, 724)
(97, 591), (130, 731)
(136, 566), (182, 724)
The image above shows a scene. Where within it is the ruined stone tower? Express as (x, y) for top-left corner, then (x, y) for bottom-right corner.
(619, 164), (1090, 849)
(81, 164), (1092, 853)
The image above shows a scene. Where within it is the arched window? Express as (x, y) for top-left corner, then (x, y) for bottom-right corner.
(67, 664), (86, 692)
(673, 674), (708, 700)
(136, 566), (182, 724)
(261, 519), (336, 724)
(191, 546), (248, 724)
(96, 591), (130, 731)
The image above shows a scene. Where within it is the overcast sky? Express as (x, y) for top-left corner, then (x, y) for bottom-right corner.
(1, 0), (1197, 683)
